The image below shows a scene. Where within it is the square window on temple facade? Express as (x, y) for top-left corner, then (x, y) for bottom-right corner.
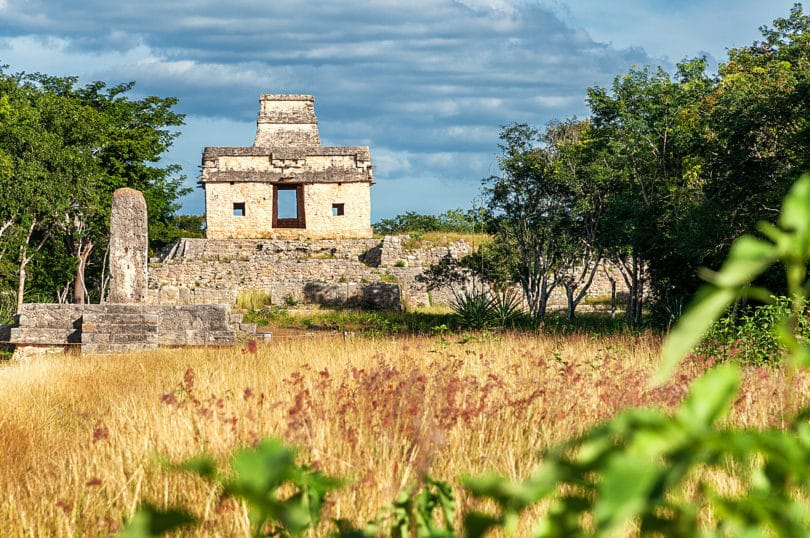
(233, 202), (245, 217)
(199, 94), (374, 239)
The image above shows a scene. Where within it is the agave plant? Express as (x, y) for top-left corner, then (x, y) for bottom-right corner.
(491, 289), (525, 328)
(451, 287), (497, 330)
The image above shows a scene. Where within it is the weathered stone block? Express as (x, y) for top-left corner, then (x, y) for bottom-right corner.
(108, 188), (148, 304)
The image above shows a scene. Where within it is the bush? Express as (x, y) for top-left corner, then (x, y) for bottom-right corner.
(698, 296), (810, 365)
(450, 288), (496, 330)
(450, 288), (525, 330)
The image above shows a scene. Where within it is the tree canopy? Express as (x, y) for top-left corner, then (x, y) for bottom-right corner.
(0, 68), (189, 316)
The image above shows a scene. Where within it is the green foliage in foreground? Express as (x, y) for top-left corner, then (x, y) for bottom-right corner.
(124, 173), (810, 536)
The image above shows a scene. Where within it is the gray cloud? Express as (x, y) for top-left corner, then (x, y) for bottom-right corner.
(1, 0), (670, 218)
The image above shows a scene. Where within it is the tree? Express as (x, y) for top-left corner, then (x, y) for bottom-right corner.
(0, 73), (71, 311)
(586, 60), (713, 325)
(689, 4), (810, 294)
(544, 118), (612, 322)
(0, 67), (187, 310)
(372, 208), (482, 235)
(482, 123), (570, 318)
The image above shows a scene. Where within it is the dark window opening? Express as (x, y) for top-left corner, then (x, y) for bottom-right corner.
(332, 203), (345, 216)
(233, 202), (245, 217)
(273, 184), (305, 228)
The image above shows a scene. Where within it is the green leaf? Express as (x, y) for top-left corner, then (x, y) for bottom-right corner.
(462, 471), (554, 511)
(656, 286), (737, 384)
(779, 173), (810, 239)
(276, 492), (313, 534)
(174, 454), (218, 481)
(228, 438), (295, 496)
(117, 503), (196, 538)
(699, 236), (777, 288)
(676, 364), (740, 430)
(463, 512), (501, 538)
(594, 454), (661, 534)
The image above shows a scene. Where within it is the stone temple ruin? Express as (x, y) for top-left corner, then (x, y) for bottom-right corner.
(202, 94), (374, 240)
(149, 94), (470, 310)
(149, 94), (625, 312)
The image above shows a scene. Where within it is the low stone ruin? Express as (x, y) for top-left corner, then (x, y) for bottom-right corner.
(5, 187), (261, 357)
(10, 303), (254, 353)
(148, 235), (472, 309)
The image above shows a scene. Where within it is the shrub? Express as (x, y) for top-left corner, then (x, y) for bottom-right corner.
(490, 289), (525, 328)
(235, 289), (273, 311)
(698, 296), (810, 365)
(450, 288), (497, 330)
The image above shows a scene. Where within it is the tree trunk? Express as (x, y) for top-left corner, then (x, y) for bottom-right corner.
(561, 251), (603, 323)
(15, 219), (51, 313)
(624, 256), (644, 327)
(16, 250), (26, 314)
(72, 241), (94, 304)
(610, 280), (617, 318)
(617, 252), (644, 328)
(565, 285), (575, 322)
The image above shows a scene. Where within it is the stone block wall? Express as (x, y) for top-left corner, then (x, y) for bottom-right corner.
(148, 236), (474, 309)
(203, 176), (373, 240)
(254, 94), (320, 147)
(300, 182), (373, 239)
(9, 303), (249, 353)
(205, 182), (274, 239)
(147, 236), (631, 312)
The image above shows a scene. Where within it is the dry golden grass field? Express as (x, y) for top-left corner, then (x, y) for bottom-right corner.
(0, 331), (806, 536)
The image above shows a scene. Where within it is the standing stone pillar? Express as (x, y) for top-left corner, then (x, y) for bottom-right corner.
(108, 188), (148, 303)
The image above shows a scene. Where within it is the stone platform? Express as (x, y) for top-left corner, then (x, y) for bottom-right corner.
(8, 303), (258, 354)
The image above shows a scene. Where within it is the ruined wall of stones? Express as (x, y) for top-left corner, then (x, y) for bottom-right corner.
(148, 236), (630, 311)
(149, 237), (470, 308)
(9, 303), (244, 348)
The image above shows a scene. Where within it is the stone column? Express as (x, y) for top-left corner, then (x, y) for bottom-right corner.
(108, 188), (148, 303)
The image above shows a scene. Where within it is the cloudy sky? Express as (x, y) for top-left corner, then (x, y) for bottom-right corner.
(0, 1), (801, 220)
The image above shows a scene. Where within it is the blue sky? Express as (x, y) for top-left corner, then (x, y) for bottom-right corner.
(0, 1), (800, 221)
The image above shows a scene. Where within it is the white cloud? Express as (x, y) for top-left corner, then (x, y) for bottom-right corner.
(373, 150), (414, 176)
(534, 95), (578, 108)
(0, 35), (152, 79)
(549, 0), (798, 62)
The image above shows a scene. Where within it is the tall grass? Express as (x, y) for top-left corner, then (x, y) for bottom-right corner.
(0, 332), (803, 536)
